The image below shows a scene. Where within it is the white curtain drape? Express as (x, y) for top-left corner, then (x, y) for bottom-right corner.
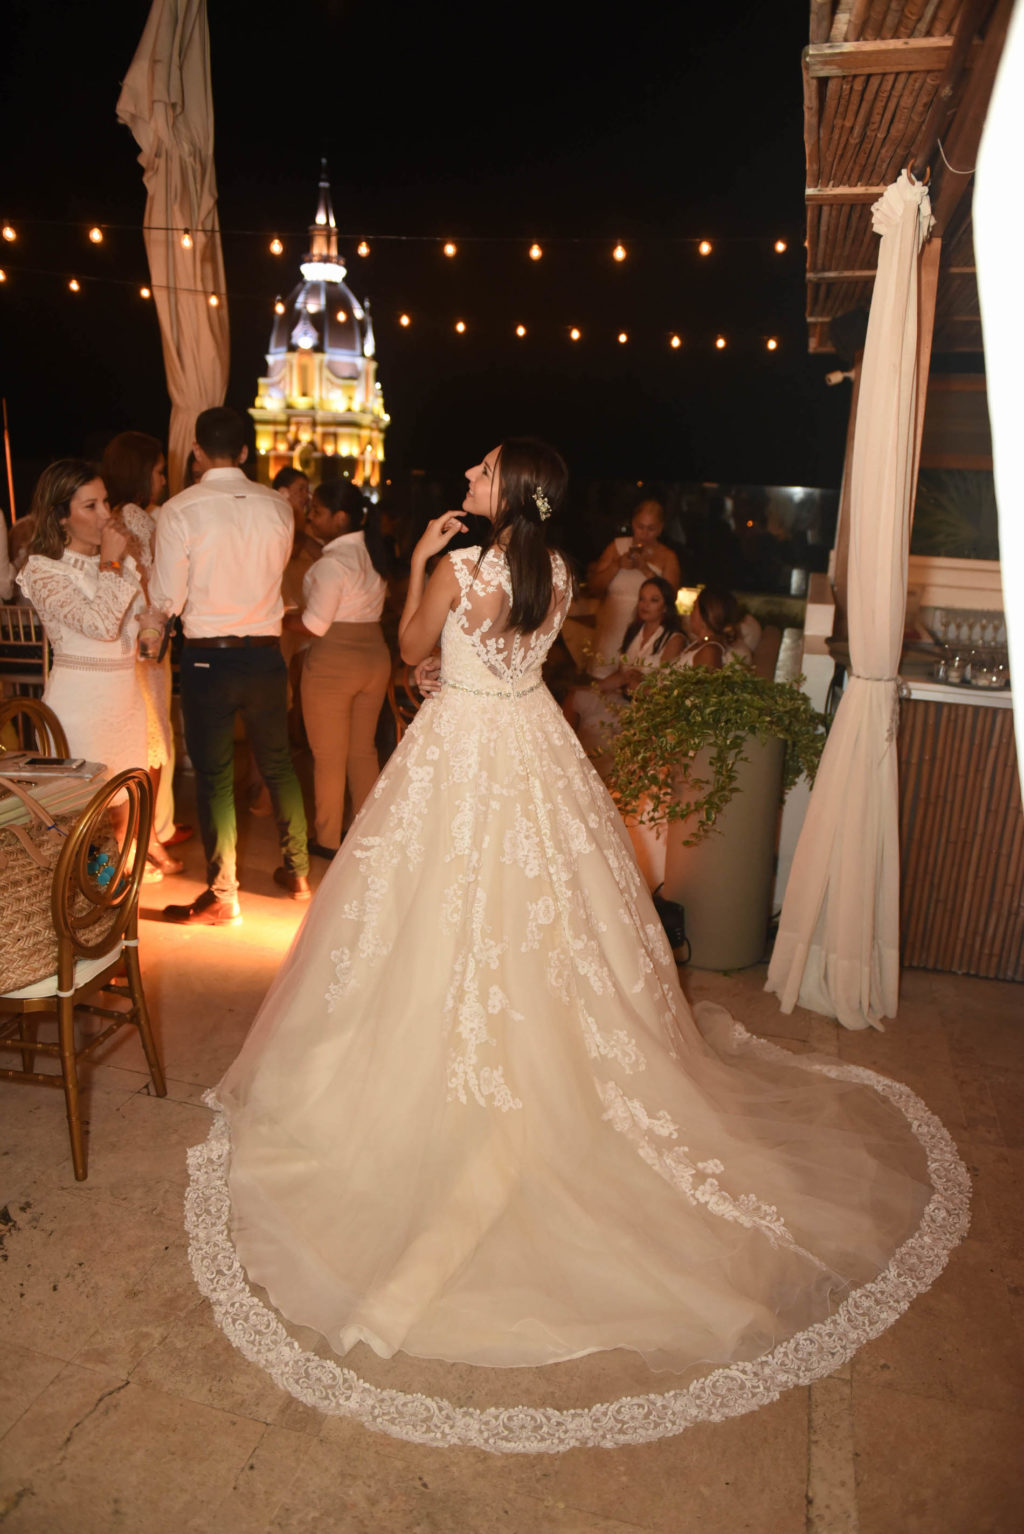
(116, 0), (229, 492)
(766, 172), (934, 1031)
(975, 2), (1024, 794)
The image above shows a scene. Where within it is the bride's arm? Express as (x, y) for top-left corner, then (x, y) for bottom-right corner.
(399, 513), (465, 664)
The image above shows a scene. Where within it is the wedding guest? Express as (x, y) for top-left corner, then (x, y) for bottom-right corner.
(585, 499), (681, 676)
(283, 481), (392, 857)
(150, 407), (309, 926)
(676, 586), (755, 670)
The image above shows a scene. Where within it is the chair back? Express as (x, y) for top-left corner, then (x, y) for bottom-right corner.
(386, 663), (423, 746)
(52, 769), (152, 988)
(0, 696), (70, 757)
(0, 603), (50, 695)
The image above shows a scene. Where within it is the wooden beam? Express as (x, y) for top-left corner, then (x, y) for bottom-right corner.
(806, 185), (888, 204)
(806, 37), (954, 78)
(807, 269), (877, 281)
(927, 0), (1015, 230)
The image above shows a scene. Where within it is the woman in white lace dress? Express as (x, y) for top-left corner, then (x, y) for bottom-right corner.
(186, 439), (968, 1454)
(17, 460), (147, 813)
(101, 432), (182, 875)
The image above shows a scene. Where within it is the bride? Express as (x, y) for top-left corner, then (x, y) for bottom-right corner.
(187, 438), (968, 1453)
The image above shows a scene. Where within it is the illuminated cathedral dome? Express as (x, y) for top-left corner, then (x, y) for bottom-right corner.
(251, 163), (388, 491)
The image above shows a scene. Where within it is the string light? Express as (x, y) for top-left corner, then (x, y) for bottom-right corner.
(68, 278), (80, 292)
(612, 243), (627, 262)
(715, 335), (727, 349)
(140, 286), (151, 298)
(669, 334), (682, 349)
(181, 229), (193, 249)
(269, 237), (283, 255)
(617, 331), (628, 344)
(443, 241), (457, 257)
(569, 327), (581, 341)
(515, 324), (527, 337)
(766, 337), (778, 350)
(398, 312), (411, 327)
(274, 297), (285, 314)
(454, 319), (466, 333)
(2, 225), (15, 242)
(88, 226), (104, 244)
(698, 240), (712, 256)
(208, 292), (219, 307)
(528, 243), (543, 261)
(356, 240), (370, 257)
(336, 309), (348, 322)
(774, 239), (787, 254)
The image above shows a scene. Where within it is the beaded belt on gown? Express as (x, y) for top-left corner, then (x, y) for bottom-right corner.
(442, 678), (543, 699)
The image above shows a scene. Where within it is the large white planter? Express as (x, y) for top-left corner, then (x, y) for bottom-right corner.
(661, 736), (785, 971)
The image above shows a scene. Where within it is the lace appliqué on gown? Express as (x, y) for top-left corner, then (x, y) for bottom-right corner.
(186, 1035), (970, 1453)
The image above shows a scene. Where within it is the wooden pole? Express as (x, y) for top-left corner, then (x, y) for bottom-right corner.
(2, 397), (15, 521)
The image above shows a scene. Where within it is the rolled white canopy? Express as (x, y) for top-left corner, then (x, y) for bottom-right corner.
(116, 0), (230, 492)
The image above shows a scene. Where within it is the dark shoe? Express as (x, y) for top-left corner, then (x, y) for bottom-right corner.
(307, 841), (337, 860)
(273, 867), (312, 901)
(162, 824), (194, 848)
(163, 889), (242, 926)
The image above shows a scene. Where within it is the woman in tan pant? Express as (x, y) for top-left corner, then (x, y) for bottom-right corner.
(284, 482), (392, 857)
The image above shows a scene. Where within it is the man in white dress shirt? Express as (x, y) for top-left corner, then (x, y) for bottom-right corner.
(150, 408), (310, 925)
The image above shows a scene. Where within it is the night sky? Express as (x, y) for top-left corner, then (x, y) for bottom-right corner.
(0, 0), (851, 517)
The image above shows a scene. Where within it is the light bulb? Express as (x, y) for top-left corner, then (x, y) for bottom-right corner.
(455, 320), (466, 334)
(269, 237), (283, 255)
(274, 297), (285, 314)
(208, 292), (219, 307)
(0, 269), (6, 282)
(88, 226), (103, 244)
(774, 239), (787, 254)
(528, 243), (542, 261)
(2, 225), (15, 242)
(715, 335), (726, 349)
(698, 239), (712, 256)
(140, 286), (151, 298)
(336, 309), (348, 322)
(356, 240), (370, 257)
(669, 334), (682, 349)
(399, 313), (411, 327)
(569, 327), (581, 341)
(443, 241), (457, 257)
(617, 331), (628, 344)
(181, 230), (193, 249)
(612, 243), (626, 262)
(766, 337), (779, 351)
(69, 278), (81, 292)
(515, 324), (526, 337)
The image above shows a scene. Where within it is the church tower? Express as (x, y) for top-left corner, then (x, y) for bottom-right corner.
(250, 164), (389, 492)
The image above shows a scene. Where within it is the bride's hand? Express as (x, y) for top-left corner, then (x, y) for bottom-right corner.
(413, 513), (466, 563)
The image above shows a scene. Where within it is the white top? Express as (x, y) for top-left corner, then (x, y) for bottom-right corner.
(149, 467), (293, 638)
(18, 550), (142, 662)
(301, 530), (386, 634)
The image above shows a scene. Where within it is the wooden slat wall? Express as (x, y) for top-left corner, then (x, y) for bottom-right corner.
(899, 699), (1024, 979)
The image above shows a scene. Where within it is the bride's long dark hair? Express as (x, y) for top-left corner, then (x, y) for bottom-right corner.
(479, 438), (568, 633)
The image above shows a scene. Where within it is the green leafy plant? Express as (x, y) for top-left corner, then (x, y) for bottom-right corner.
(608, 663), (827, 845)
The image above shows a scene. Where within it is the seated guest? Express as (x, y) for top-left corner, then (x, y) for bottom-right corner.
(564, 576), (685, 778)
(676, 586), (755, 670)
(584, 499), (681, 676)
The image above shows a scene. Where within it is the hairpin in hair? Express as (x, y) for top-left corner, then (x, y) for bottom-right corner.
(533, 488), (551, 521)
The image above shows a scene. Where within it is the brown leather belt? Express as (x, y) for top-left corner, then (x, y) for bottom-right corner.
(184, 635), (280, 649)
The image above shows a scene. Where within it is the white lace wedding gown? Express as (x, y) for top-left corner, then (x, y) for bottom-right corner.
(186, 546), (969, 1453)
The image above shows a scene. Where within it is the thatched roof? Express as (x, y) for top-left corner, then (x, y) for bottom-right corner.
(804, 0), (1016, 353)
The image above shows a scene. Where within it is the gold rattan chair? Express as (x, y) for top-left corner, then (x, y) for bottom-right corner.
(0, 602), (50, 697)
(0, 767), (166, 1180)
(0, 696), (70, 757)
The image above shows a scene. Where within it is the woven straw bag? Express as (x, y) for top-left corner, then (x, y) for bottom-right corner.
(0, 775), (112, 994)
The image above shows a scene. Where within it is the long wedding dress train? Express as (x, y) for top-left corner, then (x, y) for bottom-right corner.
(186, 547), (969, 1452)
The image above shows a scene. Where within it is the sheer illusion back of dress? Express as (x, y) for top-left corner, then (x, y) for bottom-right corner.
(187, 542), (969, 1454)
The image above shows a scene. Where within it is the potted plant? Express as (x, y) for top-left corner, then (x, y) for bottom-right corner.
(608, 663), (826, 970)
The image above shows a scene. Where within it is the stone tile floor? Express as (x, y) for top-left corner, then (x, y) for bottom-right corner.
(1, 785), (1022, 1533)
